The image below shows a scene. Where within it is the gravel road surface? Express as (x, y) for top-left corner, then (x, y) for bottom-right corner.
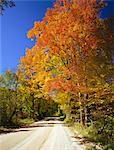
(0, 120), (84, 150)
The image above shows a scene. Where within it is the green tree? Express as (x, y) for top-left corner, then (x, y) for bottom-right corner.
(0, 70), (20, 126)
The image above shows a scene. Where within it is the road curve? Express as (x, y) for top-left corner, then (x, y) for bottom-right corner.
(0, 120), (84, 150)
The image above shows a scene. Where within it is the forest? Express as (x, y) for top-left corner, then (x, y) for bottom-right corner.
(0, 0), (114, 148)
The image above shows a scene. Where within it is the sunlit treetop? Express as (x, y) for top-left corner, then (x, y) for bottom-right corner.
(19, 0), (114, 95)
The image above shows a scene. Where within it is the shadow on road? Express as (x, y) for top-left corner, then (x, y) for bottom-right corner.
(0, 128), (32, 135)
(0, 119), (65, 135)
(28, 120), (65, 128)
(71, 135), (95, 145)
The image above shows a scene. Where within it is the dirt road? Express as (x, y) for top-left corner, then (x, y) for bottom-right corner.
(0, 120), (84, 150)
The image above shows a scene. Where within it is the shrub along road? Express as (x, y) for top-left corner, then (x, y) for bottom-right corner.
(0, 120), (84, 150)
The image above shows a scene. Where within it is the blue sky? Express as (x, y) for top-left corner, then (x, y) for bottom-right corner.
(0, 0), (114, 74)
(0, 0), (55, 73)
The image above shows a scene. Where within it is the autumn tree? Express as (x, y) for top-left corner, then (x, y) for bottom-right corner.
(21, 0), (112, 121)
(19, 0), (114, 144)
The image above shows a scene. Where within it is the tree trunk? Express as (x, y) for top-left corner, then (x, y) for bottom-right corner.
(7, 107), (16, 124)
(32, 99), (35, 119)
(79, 92), (84, 125)
(80, 105), (83, 125)
(84, 106), (87, 126)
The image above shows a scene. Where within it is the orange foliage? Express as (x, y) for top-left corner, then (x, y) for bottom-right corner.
(19, 0), (113, 96)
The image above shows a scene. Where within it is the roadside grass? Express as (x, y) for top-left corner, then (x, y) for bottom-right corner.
(70, 123), (103, 149)
(69, 122), (114, 150)
(18, 118), (34, 127)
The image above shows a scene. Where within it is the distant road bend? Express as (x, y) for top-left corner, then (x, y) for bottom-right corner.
(0, 119), (84, 150)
